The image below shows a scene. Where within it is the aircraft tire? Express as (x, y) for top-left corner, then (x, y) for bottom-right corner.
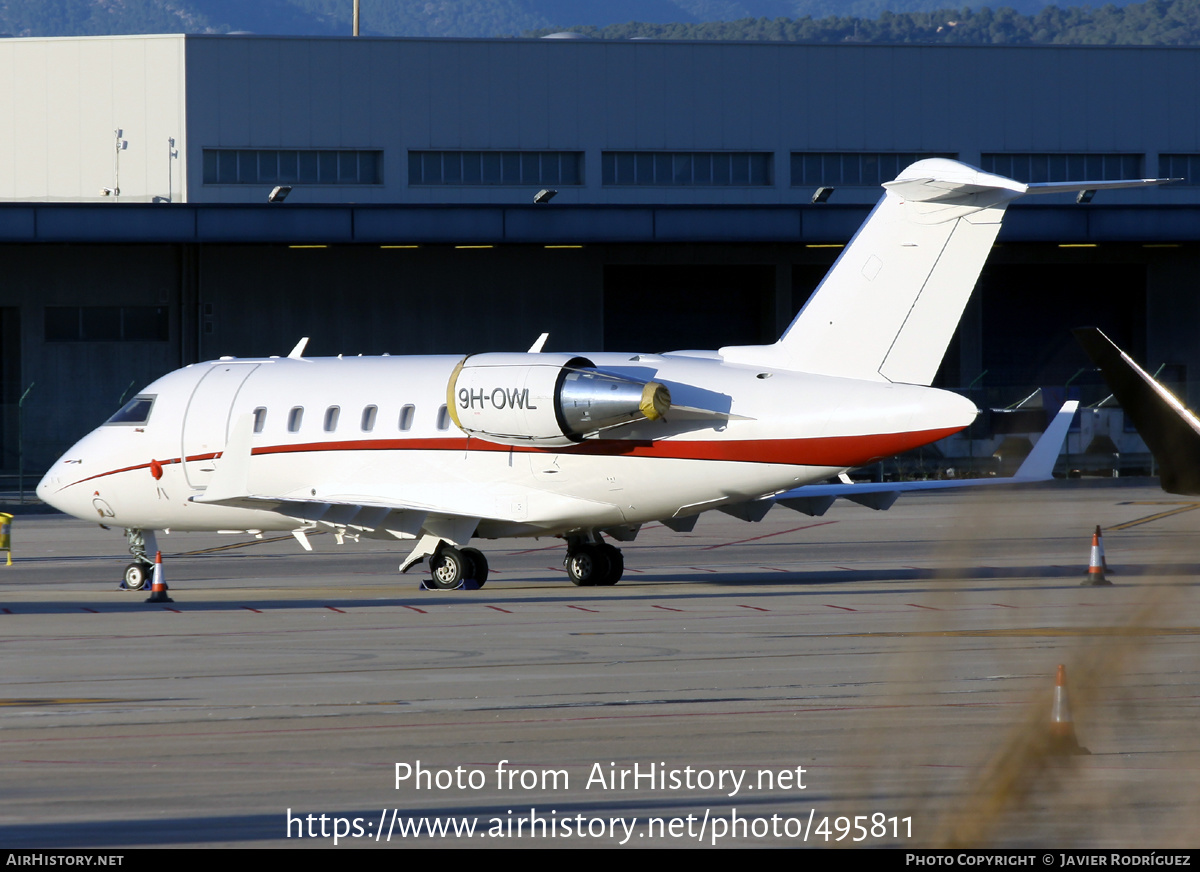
(566, 544), (610, 587)
(461, 547), (488, 588)
(123, 562), (151, 591)
(428, 548), (469, 590)
(597, 544), (623, 586)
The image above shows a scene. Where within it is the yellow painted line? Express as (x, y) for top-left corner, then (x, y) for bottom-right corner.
(1110, 503), (1200, 531)
(837, 628), (1200, 638)
(0, 698), (128, 707)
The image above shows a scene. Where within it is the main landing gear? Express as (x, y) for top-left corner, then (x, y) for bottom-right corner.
(426, 545), (489, 590)
(565, 539), (624, 587)
(122, 528), (158, 591)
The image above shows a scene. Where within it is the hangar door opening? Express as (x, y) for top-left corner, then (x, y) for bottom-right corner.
(603, 265), (774, 353)
(979, 262), (1146, 398)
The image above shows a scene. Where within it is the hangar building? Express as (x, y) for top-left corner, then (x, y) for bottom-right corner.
(1, 33), (1198, 473)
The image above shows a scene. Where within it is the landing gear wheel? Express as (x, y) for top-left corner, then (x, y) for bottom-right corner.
(566, 544), (611, 587)
(123, 562), (152, 591)
(428, 548), (469, 590)
(460, 547), (488, 587)
(597, 544), (623, 586)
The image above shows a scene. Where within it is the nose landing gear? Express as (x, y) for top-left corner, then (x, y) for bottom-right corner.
(121, 528), (159, 591)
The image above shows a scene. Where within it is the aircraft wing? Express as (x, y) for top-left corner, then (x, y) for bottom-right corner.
(190, 413), (618, 537)
(1074, 327), (1200, 495)
(719, 400), (1078, 519)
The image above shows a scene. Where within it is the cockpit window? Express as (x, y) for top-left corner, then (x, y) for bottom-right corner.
(106, 395), (155, 425)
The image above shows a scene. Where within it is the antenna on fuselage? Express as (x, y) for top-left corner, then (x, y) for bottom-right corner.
(287, 337), (310, 359)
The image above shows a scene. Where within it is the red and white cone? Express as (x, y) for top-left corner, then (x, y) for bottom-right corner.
(1081, 530), (1112, 586)
(1095, 525), (1110, 574)
(1049, 664), (1089, 755)
(144, 550), (174, 603)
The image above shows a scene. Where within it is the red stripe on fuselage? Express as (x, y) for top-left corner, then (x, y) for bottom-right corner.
(60, 426), (963, 491)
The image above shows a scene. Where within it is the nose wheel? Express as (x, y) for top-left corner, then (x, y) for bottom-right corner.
(123, 562), (154, 591)
(121, 528), (160, 591)
(565, 542), (624, 586)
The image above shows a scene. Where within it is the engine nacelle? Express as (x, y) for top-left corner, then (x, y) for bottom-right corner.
(446, 353), (671, 446)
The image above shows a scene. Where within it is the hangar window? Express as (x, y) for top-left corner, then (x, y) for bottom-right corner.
(45, 306), (169, 342)
(408, 151), (583, 186)
(361, 405), (378, 432)
(602, 151), (772, 186)
(252, 407), (267, 433)
(790, 152), (957, 187)
(202, 149), (383, 185)
(980, 153), (1142, 184)
(1159, 155), (1200, 184)
(436, 405), (450, 431)
(323, 406), (340, 432)
(288, 407), (304, 433)
(399, 405), (415, 431)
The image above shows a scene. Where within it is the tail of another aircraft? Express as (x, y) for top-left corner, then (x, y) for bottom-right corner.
(721, 159), (1173, 386)
(1075, 327), (1200, 495)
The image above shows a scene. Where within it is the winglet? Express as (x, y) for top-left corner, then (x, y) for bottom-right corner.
(1075, 327), (1200, 494)
(527, 333), (549, 353)
(288, 337), (309, 359)
(193, 413), (254, 503)
(1011, 400), (1079, 481)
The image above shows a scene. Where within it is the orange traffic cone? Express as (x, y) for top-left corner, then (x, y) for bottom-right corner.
(1081, 530), (1111, 586)
(1095, 525), (1110, 574)
(144, 551), (174, 603)
(1049, 664), (1089, 755)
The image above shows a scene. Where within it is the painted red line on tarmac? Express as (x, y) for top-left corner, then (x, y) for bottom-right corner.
(567, 605), (599, 612)
(1, 608), (12, 614)
(241, 606), (263, 613)
(548, 566), (566, 573)
(908, 604), (941, 610)
(486, 606), (512, 613)
(835, 566), (854, 571)
(81, 608), (99, 613)
(759, 566), (790, 573)
(623, 567), (644, 573)
(991, 603), (1018, 609)
(653, 605), (684, 612)
(826, 604), (857, 611)
(703, 520), (838, 550)
(401, 606), (426, 614)
(738, 605), (770, 612)
(325, 606), (346, 613)
(688, 566), (719, 573)
(163, 608), (182, 613)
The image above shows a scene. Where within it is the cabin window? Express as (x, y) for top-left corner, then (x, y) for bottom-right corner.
(436, 405), (450, 431)
(288, 407), (304, 433)
(361, 405), (377, 432)
(399, 405), (415, 431)
(324, 406), (340, 432)
(105, 395), (155, 425)
(252, 407), (267, 433)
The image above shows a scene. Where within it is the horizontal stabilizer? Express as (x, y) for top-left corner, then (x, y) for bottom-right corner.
(1075, 327), (1200, 495)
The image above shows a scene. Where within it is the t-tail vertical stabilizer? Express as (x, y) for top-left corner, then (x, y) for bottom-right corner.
(721, 159), (1174, 386)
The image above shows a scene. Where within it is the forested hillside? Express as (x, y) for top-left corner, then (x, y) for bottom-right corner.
(0, 0), (1173, 45)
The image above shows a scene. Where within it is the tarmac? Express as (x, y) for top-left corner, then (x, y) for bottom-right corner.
(1, 478), (1198, 848)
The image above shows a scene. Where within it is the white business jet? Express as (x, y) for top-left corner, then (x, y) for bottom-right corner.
(36, 160), (1166, 593)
